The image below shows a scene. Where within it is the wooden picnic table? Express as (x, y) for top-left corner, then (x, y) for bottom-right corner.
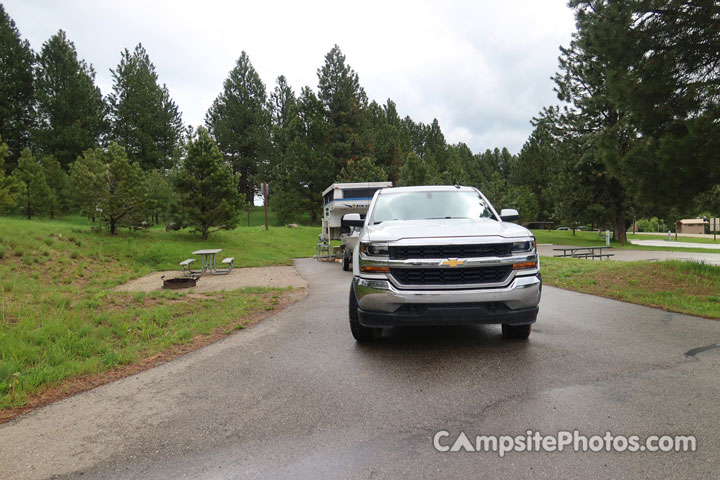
(553, 246), (614, 260)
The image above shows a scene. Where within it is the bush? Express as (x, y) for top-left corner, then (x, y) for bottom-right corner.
(636, 217), (660, 233)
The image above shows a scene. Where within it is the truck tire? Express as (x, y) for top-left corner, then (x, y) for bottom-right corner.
(342, 253), (350, 271)
(349, 285), (381, 342)
(502, 323), (531, 339)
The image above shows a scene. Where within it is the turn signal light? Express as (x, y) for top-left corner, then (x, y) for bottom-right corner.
(360, 265), (391, 273)
(512, 261), (537, 270)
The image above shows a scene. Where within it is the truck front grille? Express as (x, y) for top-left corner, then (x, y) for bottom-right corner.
(389, 244), (512, 260)
(390, 266), (513, 286)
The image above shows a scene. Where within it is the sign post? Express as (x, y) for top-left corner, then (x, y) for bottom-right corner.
(263, 182), (269, 231)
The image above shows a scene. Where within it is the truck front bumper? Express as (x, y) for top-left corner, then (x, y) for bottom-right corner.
(353, 274), (541, 327)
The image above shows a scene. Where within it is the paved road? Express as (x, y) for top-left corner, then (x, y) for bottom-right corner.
(629, 239), (720, 250)
(539, 244), (720, 265)
(1, 259), (719, 479)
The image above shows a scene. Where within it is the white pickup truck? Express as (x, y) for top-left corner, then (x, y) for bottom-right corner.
(345, 185), (541, 342)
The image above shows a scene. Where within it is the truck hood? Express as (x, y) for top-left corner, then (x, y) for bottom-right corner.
(364, 218), (532, 243)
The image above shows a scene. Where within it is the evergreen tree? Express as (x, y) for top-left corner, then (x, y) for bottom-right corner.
(41, 155), (70, 219)
(0, 5), (34, 171)
(268, 75), (296, 132)
(206, 51), (270, 204)
(583, 0), (720, 210)
(70, 143), (147, 234)
(69, 144), (104, 221)
(317, 45), (370, 169)
(175, 127), (241, 239)
(12, 148), (52, 219)
(550, 2), (638, 242)
(108, 44), (183, 171)
(266, 75), (296, 183)
(145, 169), (174, 225)
(443, 143), (473, 185)
(338, 157), (387, 183)
(511, 111), (563, 220)
(34, 30), (106, 169)
(285, 87), (335, 223)
(366, 99), (410, 184)
(0, 138), (22, 211)
(397, 152), (429, 186)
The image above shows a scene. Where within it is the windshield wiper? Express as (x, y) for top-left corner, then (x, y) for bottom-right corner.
(425, 216), (468, 220)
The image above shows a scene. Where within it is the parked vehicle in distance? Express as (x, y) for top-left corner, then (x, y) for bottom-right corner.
(345, 185), (541, 342)
(556, 226), (570, 230)
(320, 182), (393, 269)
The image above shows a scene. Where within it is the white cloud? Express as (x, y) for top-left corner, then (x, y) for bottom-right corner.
(4, 0), (576, 154)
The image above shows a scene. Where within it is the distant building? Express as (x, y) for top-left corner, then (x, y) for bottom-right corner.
(676, 219), (708, 234)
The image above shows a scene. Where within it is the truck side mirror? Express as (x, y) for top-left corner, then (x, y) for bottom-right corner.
(342, 213), (364, 228)
(500, 209), (519, 222)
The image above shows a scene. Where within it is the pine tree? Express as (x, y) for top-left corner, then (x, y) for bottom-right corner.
(0, 137), (22, 211)
(0, 5), (35, 171)
(317, 45), (370, 169)
(550, 2), (638, 242)
(266, 75), (296, 183)
(366, 99), (411, 183)
(70, 143), (147, 234)
(206, 51), (270, 204)
(287, 87), (335, 223)
(12, 148), (52, 219)
(145, 169), (174, 225)
(175, 127), (241, 239)
(108, 44), (183, 171)
(511, 110), (563, 221)
(338, 157), (386, 183)
(34, 30), (107, 169)
(41, 155), (70, 219)
(582, 0), (720, 210)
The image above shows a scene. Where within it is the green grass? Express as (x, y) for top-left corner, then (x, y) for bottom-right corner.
(532, 229), (720, 254)
(0, 215), (317, 410)
(541, 257), (720, 319)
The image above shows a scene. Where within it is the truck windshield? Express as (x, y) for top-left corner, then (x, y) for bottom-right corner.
(371, 191), (496, 223)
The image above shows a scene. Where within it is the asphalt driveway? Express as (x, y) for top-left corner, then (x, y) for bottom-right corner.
(1, 258), (719, 479)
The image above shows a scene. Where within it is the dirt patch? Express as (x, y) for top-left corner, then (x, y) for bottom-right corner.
(0, 288), (307, 425)
(115, 265), (308, 293)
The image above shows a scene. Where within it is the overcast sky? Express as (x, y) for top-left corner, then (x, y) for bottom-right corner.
(4, 0), (576, 154)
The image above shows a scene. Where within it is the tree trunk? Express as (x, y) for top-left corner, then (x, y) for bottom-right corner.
(110, 217), (116, 235)
(613, 215), (627, 245)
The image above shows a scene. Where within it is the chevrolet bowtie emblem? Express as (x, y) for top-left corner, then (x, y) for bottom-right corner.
(441, 258), (464, 267)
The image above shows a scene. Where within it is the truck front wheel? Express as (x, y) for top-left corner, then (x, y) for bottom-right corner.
(349, 285), (381, 342)
(502, 323), (531, 339)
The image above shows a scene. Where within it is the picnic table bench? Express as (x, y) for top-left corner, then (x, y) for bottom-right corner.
(553, 246), (614, 260)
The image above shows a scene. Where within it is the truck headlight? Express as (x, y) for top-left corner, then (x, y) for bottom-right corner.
(360, 242), (389, 257)
(512, 238), (536, 253)
(359, 242), (390, 273)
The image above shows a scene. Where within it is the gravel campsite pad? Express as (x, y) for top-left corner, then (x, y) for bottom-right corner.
(115, 265), (308, 293)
